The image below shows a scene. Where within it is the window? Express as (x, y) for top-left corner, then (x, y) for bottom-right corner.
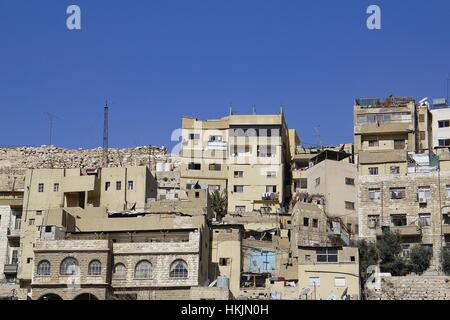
(369, 188), (381, 200)
(60, 257), (79, 275)
(345, 201), (355, 210)
(266, 171), (276, 178)
(309, 277), (320, 286)
(419, 114), (425, 122)
(219, 258), (230, 266)
(303, 217), (310, 227)
(345, 178), (355, 186)
(105, 182), (111, 191)
(334, 277), (346, 287)
(257, 145), (273, 157)
(390, 187), (406, 199)
(439, 139), (450, 147)
(390, 214), (407, 227)
(195, 192), (200, 198)
(209, 163), (221, 171)
(446, 185), (450, 198)
(439, 120), (450, 128)
(209, 135), (222, 142)
(368, 167), (379, 175)
(315, 177), (321, 187)
(188, 133), (200, 140)
(53, 183), (59, 192)
(390, 166), (400, 175)
(443, 214), (450, 225)
(113, 263), (126, 279)
(29, 219), (35, 226)
(312, 219), (318, 228)
(135, 260), (152, 279)
(316, 248), (338, 263)
(37, 260), (50, 276)
(418, 186), (431, 202)
(169, 260), (188, 278)
(116, 181), (122, 191)
(394, 139), (405, 150)
(419, 213), (431, 227)
(188, 163), (201, 170)
(45, 226), (52, 233)
(36, 210), (43, 216)
(265, 185), (277, 193)
(368, 215), (380, 229)
(235, 206), (245, 214)
(299, 178), (307, 189)
(420, 131), (426, 140)
(208, 185), (220, 192)
(233, 185), (244, 193)
(368, 140), (379, 147)
(88, 260), (102, 276)
(38, 183), (44, 193)
(234, 171), (243, 178)
(128, 181), (134, 190)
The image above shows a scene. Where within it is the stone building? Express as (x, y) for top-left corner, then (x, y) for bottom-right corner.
(30, 189), (229, 300)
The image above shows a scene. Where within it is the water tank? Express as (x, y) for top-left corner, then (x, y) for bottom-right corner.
(164, 162), (173, 172)
(217, 276), (229, 289)
(156, 162), (164, 172)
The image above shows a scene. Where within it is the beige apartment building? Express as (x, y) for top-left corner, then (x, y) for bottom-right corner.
(180, 110), (297, 215)
(354, 97), (450, 270)
(19, 166), (157, 287)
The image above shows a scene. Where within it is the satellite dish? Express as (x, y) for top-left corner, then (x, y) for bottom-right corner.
(419, 97), (428, 104)
(300, 287), (311, 296)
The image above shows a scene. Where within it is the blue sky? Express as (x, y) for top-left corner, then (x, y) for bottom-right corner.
(1, 0), (449, 150)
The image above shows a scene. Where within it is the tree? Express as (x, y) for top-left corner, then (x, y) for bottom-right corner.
(442, 249), (450, 275)
(357, 240), (379, 286)
(210, 190), (228, 221)
(376, 229), (409, 276)
(409, 245), (432, 275)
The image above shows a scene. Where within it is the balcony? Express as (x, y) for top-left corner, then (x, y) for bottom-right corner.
(6, 228), (20, 239)
(376, 225), (421, 237)
(3, 264), (18, 275)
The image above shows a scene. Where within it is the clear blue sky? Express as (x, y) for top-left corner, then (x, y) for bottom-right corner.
(1, 0), (449, 150)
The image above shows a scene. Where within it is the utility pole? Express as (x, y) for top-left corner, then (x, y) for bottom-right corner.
(103, 101), (109, 167)
(314, 125), (323, 149)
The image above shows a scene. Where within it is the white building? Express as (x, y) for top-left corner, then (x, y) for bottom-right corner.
(430, 99), (450, 149)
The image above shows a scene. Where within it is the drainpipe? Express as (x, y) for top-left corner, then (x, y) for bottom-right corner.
(124, 168), (128, 210)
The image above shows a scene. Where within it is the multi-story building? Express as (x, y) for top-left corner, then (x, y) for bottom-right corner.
(30, 189), (228, 300)
(354, 97), (450, 270)
(430, 98), (450, 149)
(180, 110), (297, 215)
(18, 166), (157, 288)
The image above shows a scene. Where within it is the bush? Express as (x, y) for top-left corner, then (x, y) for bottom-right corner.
(409, 245), (432, 275)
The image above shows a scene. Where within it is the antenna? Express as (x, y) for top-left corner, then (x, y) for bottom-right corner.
(447, 72), (450, 105)
(252, 105), (256, 115)
(314, 125), (323, 149)
(103, 101), (109, 167)
(44, 112), (59, 146)
(229, 103), (233, 116)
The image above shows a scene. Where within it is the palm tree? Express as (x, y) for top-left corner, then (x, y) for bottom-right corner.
(210, 189), (228, 221)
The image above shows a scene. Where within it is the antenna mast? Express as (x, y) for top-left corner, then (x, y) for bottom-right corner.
(103, 101), (109, 167)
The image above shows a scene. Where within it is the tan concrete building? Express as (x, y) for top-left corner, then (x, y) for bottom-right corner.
(30, 189), (229, 300)
(18, 166), (157, 287)
(297, 246), (360, 300)
(180, 110), (297, 215)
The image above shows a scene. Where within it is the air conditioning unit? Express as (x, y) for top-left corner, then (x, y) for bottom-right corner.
(368, 221), (377, 229)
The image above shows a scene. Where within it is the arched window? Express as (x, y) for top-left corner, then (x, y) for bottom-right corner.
(169, 260), (188, 278)
(60, 257), (79, 276)
(37, 260), (50, 276)
(113, 263), (126, 279)
(134, 260), (152, 279)
(88, 260), (101, 276)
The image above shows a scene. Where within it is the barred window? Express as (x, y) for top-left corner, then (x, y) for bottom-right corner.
(88, 260), (102, 276)
(169, 260), (188, 279)
(134, 260), (152, 279)
(37, 260), (50, 276)
(60, 257), (79, 275)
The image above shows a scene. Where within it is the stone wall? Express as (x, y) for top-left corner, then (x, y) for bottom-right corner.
(0, 146), (179, 190)
(367, 275), (450, 300)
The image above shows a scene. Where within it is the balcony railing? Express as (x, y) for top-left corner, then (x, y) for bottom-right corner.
(6, 228), (20, 238)
(3, 264), (18, 275)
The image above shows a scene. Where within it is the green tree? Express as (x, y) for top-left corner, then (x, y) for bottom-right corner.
(376, 229), (409, 276)
(442, 249), (450, 275)
(356, 240), (379, 286)
(409, 245), (432, 275)
(209, 190), (228, 221)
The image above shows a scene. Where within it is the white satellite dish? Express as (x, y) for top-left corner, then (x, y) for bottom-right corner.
(419, 97), (428, 104)
(300, 287), (311, 296)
